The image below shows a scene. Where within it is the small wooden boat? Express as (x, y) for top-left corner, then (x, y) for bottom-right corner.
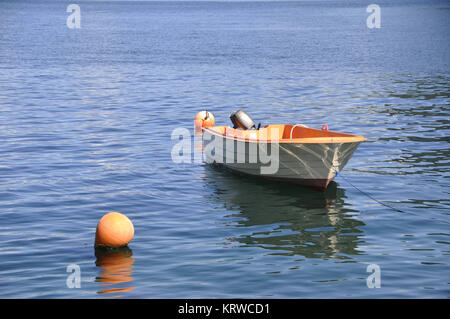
(199, 110), (365, 192)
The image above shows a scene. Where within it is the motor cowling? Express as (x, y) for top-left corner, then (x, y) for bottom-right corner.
(230, 109), (256, 130)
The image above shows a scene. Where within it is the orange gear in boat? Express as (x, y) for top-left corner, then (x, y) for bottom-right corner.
(194, 111), (215, 129)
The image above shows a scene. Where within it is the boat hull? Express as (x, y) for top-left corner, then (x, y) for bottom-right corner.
(203, 128), (362, 192)
(211, 162), (334, 191)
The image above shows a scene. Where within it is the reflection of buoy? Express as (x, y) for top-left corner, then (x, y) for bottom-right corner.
(194, 111), (215, 129)
(95, 246), (135, 295)
(95, 212), (134, 248)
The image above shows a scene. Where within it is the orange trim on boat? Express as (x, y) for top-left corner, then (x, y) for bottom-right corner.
(203, 124), (366, 144)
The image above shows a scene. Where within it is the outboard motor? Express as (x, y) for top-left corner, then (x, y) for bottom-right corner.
(230, 109), (256, 130)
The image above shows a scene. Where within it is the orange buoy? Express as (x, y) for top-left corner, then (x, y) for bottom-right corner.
(95, 212), (134, 248)
(194, 111), (215, 129)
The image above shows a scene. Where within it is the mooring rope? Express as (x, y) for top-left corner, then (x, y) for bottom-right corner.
(333, 167), (450, 225)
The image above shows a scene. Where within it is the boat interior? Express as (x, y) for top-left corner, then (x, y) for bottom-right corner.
(204, 124), (366, 144)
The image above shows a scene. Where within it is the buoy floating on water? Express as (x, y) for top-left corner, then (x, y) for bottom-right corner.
(95, 212), (134, 248)
(194, 111), (215, 129)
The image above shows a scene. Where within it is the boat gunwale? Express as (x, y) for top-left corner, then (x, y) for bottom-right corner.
(203, 125), (366, 144)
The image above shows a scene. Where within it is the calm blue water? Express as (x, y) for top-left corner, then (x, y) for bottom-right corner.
(0, 0), (449, 298)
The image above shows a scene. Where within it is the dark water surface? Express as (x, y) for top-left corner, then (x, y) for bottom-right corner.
(0, 0), (449, 298)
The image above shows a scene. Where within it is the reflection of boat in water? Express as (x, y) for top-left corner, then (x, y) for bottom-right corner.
(95, 247), (135, 297)
(203, 166), (365, 259)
